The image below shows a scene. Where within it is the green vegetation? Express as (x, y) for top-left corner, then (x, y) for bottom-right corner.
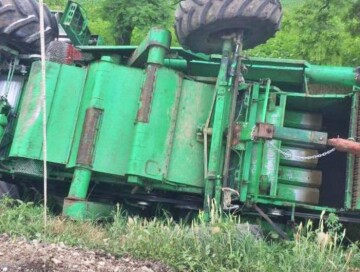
(44, 0), (360, 66)
(45, 0), (178, 45)
(281, 0), (302, 8)
(248, 0), (360, 66)
(1, 199), (360, 271)
(101, 0), (175, 45)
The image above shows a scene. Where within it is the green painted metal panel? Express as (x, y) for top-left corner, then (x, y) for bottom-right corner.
(127, 67), (182, 181)
(286, 94), (351, 116)
(240, 85), (260, 202)
(248, 88), (266, 198)
(67, 61), (144, 176)
(306, 65), (359, 87)
(278, 166), (322, 188)
(44, 65), (87, 163)
(274, 126), (328, 146)
(278, 184), (320, 205)
(10, 61), (87, 163)
(167, 80), (214, 187)
(261, 104), (285, 197)
(63, 199), (113, 220)
(92, 65), (144, 176)
(284, 111), (323, 130)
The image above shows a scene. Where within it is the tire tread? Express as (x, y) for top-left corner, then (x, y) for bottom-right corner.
(0, 0), (58, 53)
(175, 0), (282, 54)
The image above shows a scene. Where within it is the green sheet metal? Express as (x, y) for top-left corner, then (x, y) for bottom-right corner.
(278, 184), (320, 205)
(127, 67), (182, 181)
(10, 61), (87, 163)
(67, 61), (144, 176)
(278, 166), (322, 188)
(167, 80), (214, 187)
(284, 111), (323, 130)
(260, 98), (286, 197)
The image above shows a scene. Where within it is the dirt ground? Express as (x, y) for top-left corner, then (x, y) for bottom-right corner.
(0, 234), (173, 272)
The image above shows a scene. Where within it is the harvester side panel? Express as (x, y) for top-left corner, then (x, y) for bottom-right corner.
(127, 67), (183, 181)
(10, 61), (87, 164)
(66, 61), (145, 176)
(8, 59), (217, 191)
(167, 80), (214, 188)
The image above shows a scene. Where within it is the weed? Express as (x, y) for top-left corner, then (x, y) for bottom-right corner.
(0, 199), (359, 271)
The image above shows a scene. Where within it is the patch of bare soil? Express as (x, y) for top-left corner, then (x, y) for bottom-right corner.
(0, 234), (172, 272)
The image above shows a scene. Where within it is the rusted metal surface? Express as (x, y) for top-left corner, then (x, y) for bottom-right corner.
(231, 124), (241, 146)
(223, 49), (242, 187)
(163, 76), (183, 179)
(46, 41), (88, 65)
(254, 123), (274, 140)
(136, 65), (158, 123)
(64, 196), (83, 203)
(76, 108), (102, 166)
(327, 138), (360, 156)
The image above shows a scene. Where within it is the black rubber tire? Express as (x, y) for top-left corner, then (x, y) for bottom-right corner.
(0, 0), (58, 54)
(175, 0), (282, 54)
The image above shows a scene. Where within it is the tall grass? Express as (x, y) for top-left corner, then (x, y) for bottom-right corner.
(0, 198), (359, 272)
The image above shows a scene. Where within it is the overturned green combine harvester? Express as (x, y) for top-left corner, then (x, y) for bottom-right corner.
(1, 0), (360, 234)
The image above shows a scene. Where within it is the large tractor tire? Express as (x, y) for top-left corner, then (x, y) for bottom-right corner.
(175, 0), (282, 54)
(0, 0), (58, 54)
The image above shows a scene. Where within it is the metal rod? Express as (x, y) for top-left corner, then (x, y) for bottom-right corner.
(3, 58), (16, 98)
(203, 87), (218, 179)
(38, 0), (48, 230)
(223, 33), (243, 188)
(254, 205), (288, 240)
(261, 79), (271, 123)
(203, 39), (233, 221)
(305, 65), (360, 87)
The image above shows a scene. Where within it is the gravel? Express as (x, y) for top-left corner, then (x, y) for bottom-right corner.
(0, 234), (173, 272)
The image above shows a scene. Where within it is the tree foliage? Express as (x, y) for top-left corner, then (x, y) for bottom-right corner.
(101, 0), (174, 45)
(249, 0), (360, 66)
(44, 0), (67, 10)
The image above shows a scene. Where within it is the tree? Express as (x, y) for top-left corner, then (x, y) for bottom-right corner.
(44, 0), (116, 44)
(248, 0), (360, 66)
(347, 0), (360, 36)
(101, 0), (174, 45)
(44, 0), (67, 10)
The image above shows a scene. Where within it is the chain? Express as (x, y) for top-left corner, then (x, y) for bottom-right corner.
(251, 125), (336, 160)
(267, 141), (336, 160)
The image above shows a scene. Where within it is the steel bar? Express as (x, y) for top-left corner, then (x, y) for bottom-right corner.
(254, 205), (288, 240)
(306, 65), (360, 87)
(223, 33), (243, 188)
(203, 39), (233, 220)
(274, 126), (328, 146)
